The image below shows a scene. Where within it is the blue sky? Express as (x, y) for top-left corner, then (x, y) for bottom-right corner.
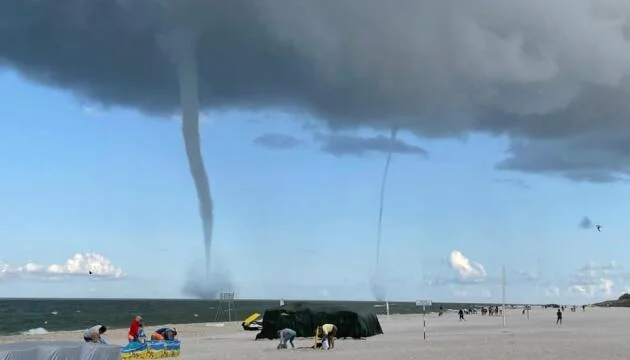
(1, 69), (629, 304)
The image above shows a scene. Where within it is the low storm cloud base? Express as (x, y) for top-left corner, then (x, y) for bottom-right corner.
(2, 1), (630, 182)
(4, 0), (630, 300)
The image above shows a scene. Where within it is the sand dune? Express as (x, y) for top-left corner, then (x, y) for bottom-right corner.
(2, 307), (628, 360)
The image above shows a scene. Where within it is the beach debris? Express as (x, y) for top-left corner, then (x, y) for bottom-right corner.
(241, 313), (263, 331)
(206, 323), (225, 327)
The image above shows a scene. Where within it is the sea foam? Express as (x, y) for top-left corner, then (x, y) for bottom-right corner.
(22, 327), (49, 335)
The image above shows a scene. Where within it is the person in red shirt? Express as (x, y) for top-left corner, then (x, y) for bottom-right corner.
(128, 315), (144, 343)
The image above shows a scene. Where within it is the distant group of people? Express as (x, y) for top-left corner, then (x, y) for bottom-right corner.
(442, 306), (506, 321)
(276, 323), (338, 350)
(82, 315), (177, 345)
(480, 306), (502, 316)
(451, 303), (579, 327)
(455, 303), (590, 327)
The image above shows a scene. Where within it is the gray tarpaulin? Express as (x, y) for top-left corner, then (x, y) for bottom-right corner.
(0, 341), (121, 360)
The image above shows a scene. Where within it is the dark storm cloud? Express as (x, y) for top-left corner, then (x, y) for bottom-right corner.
(3, 0), (630, 181)
(314, 133), (428, 157)
(254, 133), (303, 150)
(253, 131), (426, 157)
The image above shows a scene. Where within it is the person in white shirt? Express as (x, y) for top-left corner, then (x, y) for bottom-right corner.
(83, 325), (107, 344)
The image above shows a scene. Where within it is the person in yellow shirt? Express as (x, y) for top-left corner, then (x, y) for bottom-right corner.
(318, 324), (338, 349)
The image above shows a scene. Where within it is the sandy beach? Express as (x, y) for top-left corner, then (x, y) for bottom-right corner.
(2, 307), (629, 360)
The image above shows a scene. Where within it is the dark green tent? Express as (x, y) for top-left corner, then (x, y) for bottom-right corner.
(255, 303), (383, 340)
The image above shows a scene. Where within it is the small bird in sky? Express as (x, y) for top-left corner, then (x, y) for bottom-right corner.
(595, 225), (602, 232)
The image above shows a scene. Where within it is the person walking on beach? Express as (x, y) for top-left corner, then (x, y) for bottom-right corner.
(83, 325), (107, 344)
(556, 308), (562, 325)
(277, 328), (296, 349)
(458, 309), (465, 321)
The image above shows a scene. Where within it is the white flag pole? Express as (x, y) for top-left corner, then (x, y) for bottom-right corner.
(502, 265), (506, 327)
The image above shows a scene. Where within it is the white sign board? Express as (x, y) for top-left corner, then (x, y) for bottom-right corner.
(416, 299), (432, 306)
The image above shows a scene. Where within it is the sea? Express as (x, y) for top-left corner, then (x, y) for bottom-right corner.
(0, 298), (479, 336)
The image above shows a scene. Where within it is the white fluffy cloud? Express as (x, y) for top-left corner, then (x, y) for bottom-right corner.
(544, 285), (561, 298)
(568, 260), (619, 297)
(450, 286), (469, 297)
(580, 260), (619, 273)
(0, 253), (126, 280)
(448, 250), (487, 282)
(569, 279), (615, 297)
(514, 269), (540, 282)
(449, 285), (493, 299)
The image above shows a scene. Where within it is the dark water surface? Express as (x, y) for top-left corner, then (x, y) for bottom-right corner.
(0, 298), (494, 335)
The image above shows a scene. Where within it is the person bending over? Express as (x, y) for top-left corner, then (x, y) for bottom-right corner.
(152, 327), (178, 341)
(83, 325), (107, 344)
(277, 328), (296, 349)
(319, 324), (338, 349)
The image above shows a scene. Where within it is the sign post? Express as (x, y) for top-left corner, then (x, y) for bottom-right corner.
(218, 292), (236, 322)
(416, 299), (432, 340)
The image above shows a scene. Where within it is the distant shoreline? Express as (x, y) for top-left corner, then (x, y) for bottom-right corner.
(0, 297), (538, 305)
(0, 298), (591, 336)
